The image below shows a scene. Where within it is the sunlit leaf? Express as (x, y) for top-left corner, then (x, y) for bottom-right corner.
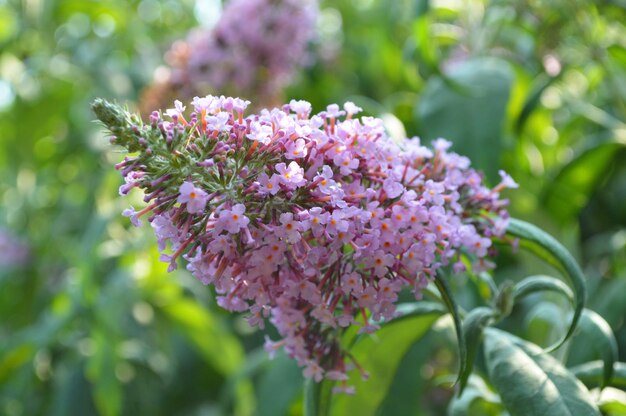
(515, 74), (561, 135)
(448, 374), (503, 416)
(331, 309), (444, 415)
(592, 387), (626, 416)
(484, 328), (600, 416)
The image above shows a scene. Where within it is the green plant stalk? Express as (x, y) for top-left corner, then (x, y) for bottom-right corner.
(304, 378), (333, 416)
(304, 378), (319, 416)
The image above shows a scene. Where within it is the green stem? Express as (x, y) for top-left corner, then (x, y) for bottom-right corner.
(304, 378), (333, 416)
(303, 378), (320, 416)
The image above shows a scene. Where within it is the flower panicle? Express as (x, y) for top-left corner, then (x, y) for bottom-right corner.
(96, 95), (517, 391)
(140, 0), (318, 115)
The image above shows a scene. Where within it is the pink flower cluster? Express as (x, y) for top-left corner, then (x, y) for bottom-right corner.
(112, 95), (516, 390)
(160, 0), (317, 106)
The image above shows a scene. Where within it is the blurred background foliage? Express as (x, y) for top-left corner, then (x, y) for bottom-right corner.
(1, 0), (625, 415)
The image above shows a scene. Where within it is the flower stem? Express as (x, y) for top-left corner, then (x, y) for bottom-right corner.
(303, 378), (319, 416)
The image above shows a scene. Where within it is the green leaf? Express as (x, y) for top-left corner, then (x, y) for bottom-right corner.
(433, 273), (467, 387)
(448, 374), (502, 416)
(543, 143), (624, 224)
(512, 275), (574, 304)
(412, 15), (438, 75)
(525, 301), (567, 348)
(484, 328), (600, 416)
(343, 301), (445, 351)
(383, 301), (447, 324)
(588, 277), (626, 328)
(161, 298), (254, 415)
(505, 218), (586, 351)
(376, 329), (438, 416)
(161, 298), (244, 375)
(331, 309), (444, 415)
(0, 344), (34, 384)
(515, 74), (561, 135)
(257, 352), (305, 416)
(416, 58), (513, 183)
(414, 0), (430, 17)
(221, 347), (268, 414)
(592, 387), (626, 416)
(572, 309), (619, 390)
(459, 307), (496, 394)
(570, 361), (626, 389)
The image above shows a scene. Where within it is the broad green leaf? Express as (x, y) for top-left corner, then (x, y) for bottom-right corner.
(484, 328), (600, 416)
(572, 309), (619, 390)
(588, 277), (626, 328)
(343, 301), (445, 350)
(331, 309), (444, 415)
(512, 275), (574, 304)
(543, 143), (624, 223)
(505, 218), (586, 350)
(385, 301), (447, 324)
(525, 301), (566, 348)
(376, 328), (438, 416)
(416, 58), (513, 182)
(258, 352), (304, 416)
(448, 374), (503, 416)
(459, 307), (496, 394)
(570, 361), (626, 389)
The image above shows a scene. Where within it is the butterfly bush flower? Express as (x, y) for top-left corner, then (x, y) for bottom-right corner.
(140, 0), (318, 115)
(177, 181), (209, 214)
(93, 95), (516, 391)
